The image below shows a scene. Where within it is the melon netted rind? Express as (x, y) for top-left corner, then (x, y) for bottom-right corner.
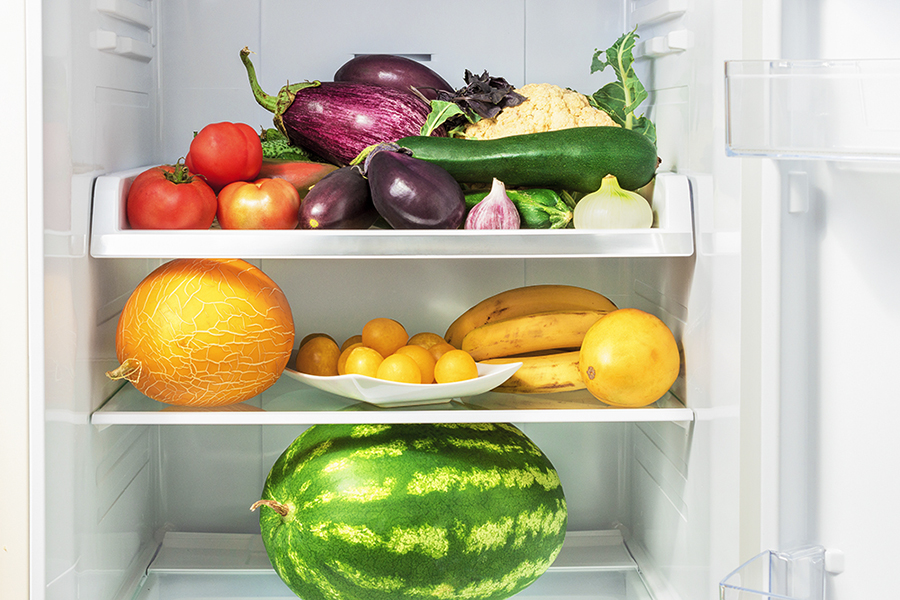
(113, 258), (295, 407)
(258, 423), (567, 600)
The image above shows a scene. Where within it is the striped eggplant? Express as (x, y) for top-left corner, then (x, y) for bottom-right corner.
(240, 48), (438, 166)
(253, 423), (567, 600)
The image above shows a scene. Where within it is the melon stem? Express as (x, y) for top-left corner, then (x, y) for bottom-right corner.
(105, 358), (142, 384)
(250, 499), (289, 517)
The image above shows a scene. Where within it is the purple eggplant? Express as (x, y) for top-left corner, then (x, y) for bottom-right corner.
(299, 166), (377, 230)
(240, 48), (439, 166)
(364, 146), (465, 229)
(334, 54), (453, 101)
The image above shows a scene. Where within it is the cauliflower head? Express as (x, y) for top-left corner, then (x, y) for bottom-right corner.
(463, 83), (618, 140)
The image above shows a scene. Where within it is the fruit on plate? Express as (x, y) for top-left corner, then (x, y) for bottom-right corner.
(303, 319), (480, 385)
(252, 423), (567, 600)
(361, 317), (408, 358)
(375, 353), (422, 384)
(579, 308), (680, 407)
(394, 344), (436, 384)
(295, 335), (341, 376)
(444, 284), (617, 348)
(406, 331), (445, 349)
(482, 350), (585, 394)
(433, 349), (478, 384)
(106, 258), (294, 406)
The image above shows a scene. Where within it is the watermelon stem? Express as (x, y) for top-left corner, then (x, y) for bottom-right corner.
(250, 499), (289, 517)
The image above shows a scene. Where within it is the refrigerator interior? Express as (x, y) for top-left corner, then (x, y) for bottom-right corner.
(35, 1), (749, 600)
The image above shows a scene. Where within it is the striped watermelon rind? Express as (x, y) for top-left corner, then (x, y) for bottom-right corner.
(257, 422), (567, 600)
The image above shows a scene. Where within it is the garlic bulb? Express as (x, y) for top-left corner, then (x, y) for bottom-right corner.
(465, 178), (521, 230)
(573, 175), (653, 229)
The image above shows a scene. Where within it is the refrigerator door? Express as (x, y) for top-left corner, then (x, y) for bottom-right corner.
(727, 1), (900, 598)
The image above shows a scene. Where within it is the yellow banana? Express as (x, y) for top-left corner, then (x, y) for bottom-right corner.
(444, 285), (617, 348)
(484, 350), (584, 394)
(462, 309), (608, 361)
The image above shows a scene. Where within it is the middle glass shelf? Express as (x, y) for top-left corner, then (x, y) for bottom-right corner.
(90, 371), (693, 428)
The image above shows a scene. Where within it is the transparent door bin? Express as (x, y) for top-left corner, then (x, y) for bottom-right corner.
(719, 546), (825, 600)
(725, 59), (900, 161)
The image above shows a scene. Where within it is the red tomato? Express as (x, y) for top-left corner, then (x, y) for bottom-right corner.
(185, 122), (263, 191)
(217, 178), (301, 230)
(126, 162), (218, 229)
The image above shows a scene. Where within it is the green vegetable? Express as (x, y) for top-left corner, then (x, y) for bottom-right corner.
(398, 126), (658, 193)
(253, 422), (568, 600)
(465, 187), (573, 229)
(590, 28), (657, 146)
(420, 100), (467, 137)
(258, 127), (312, 161)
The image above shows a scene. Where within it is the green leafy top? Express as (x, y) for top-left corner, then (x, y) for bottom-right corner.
(259, 128), (313, 161)
(420, 70), (526, 137)
(590, 28), (657, 147)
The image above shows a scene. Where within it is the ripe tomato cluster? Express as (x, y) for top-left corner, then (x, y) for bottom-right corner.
(125, 121), (301, 230)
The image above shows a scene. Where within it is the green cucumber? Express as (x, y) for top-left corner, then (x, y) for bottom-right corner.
(464, 188), (573, 229)
(397, 126), (658, 193)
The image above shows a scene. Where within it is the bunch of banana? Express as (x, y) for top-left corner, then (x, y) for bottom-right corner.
(445, 285), (617, 393)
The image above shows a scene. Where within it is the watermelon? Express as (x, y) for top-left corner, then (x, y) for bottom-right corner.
(254, 423), (567, 600)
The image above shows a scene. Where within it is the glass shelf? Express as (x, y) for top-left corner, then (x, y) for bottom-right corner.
(725, 59), (900, 161)
(89, 171), (694, 259)
(131, 530), (653, 600)
(91, 371), (693, 428)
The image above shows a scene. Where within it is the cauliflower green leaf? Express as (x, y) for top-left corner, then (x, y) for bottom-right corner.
(590, 29), (657, 147)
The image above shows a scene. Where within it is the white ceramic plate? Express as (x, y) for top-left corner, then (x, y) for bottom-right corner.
(282, 362), (522, 407)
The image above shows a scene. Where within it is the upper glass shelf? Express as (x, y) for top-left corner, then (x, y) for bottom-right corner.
(88, 171), (693, 259)
(725, 59), (900, 161)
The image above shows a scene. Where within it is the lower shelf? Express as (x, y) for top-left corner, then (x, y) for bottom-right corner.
(131, 530), (653, 600)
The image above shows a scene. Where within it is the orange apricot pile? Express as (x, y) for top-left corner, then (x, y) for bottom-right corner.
(295, 317), (479, 385)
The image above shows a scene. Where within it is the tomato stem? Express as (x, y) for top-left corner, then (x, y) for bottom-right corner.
(161, 158), (196, 185)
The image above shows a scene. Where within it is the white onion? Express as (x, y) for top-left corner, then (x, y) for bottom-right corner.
(573, 175), (653, 229)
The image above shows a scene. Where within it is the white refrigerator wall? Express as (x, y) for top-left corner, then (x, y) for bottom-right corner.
(37, 2), (746, 600)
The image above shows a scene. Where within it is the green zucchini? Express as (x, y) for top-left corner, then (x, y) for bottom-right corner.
(464, 188), (573, 229)
(397, 126), (658, 193)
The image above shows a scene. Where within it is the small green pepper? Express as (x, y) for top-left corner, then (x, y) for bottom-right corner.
(464, 188), (573, 229)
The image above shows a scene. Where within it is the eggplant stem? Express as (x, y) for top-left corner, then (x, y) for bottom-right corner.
(240, 47), (279, 113)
